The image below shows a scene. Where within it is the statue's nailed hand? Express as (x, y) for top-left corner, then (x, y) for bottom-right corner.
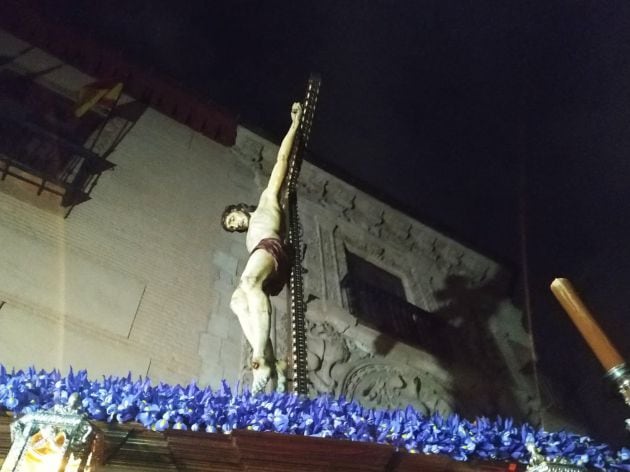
(291, 102), (302, 126)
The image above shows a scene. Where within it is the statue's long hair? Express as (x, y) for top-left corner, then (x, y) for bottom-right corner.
(221, 203), (257, 232)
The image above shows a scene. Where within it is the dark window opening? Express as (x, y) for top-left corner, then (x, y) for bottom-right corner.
(345, 250), (406, 299)
(342, 250), (453, 358)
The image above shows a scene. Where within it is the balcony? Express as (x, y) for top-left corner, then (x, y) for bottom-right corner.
(342, 277), (455, 360)
(0, 69), (116, 214)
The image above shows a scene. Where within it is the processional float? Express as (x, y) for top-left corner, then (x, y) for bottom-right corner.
(3, 74), (630, 471)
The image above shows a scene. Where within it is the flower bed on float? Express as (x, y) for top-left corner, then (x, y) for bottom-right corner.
(0, 366), (628, 471)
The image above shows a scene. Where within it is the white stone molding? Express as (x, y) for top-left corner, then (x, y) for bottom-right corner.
(306, 302), (455, 414)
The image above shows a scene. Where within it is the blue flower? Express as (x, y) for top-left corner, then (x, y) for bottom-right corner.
(152, 417), (169, 432)
(0, 364), (628, 471)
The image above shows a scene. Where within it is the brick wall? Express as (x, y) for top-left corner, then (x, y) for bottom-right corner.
(0, 29), (249, 387)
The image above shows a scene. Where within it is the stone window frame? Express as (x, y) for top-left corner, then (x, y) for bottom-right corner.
(332, 228), (418, 312)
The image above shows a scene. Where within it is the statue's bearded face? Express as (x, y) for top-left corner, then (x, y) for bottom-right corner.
(224, 210), (249, 232)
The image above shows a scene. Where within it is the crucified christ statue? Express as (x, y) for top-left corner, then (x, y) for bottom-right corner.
(221, 102), (302, 394)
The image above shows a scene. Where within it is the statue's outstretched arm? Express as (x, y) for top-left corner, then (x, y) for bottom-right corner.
(266, 102), (302, 195)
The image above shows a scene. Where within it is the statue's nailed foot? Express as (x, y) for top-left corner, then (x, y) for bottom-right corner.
(251, 358), (271, 395)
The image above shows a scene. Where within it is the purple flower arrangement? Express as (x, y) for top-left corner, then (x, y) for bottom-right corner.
(0, 365), (628, 470)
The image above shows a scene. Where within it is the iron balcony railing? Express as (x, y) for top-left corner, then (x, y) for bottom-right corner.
(0, 71), (115, 212)
(342, 277), (455, 360)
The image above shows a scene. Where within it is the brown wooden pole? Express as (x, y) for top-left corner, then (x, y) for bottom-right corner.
(550, 278), (624, 371)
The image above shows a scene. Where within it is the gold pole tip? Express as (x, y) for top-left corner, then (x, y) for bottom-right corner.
(550, 278), (568, 289)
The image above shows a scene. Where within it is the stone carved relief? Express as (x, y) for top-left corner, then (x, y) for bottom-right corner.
(297, 168), (328, 202)
(380, 214), (413, 249)
(305, 315), (454, 415)
(318, 180), (355, 218)
(300, 216), (324, 300)
(320, 228), (341, 303)
(338, 231), (387, 265)
(407, 226), (498, 286)
(306, 318), (360, 395)
(232, 135), (264, 168)
(341, 361), (454, 415)
(346, 197), (384, 237)
(231, 134), (274, 192)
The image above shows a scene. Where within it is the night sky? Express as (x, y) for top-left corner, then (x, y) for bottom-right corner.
(39, 0), (630, 444)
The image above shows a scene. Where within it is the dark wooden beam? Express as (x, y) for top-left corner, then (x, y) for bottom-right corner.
(0, 415), (523, 471)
